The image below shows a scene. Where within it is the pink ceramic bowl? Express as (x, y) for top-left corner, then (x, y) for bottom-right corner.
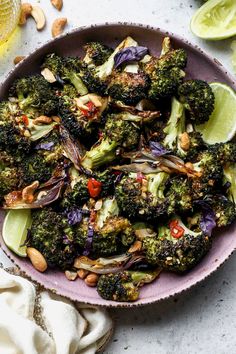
(1, 23), (236, 307)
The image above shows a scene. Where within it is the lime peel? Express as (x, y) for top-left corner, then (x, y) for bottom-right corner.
(2, 209), (32, 257)
(191, 0), (236, 40)
(196, 82), (236, 145)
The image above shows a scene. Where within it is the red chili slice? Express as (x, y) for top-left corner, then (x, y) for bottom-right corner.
(80, 101), (98, 119)
(22, 115), (29, 126)
(87, 178), (102, 198)
(169, 220), (184, 239)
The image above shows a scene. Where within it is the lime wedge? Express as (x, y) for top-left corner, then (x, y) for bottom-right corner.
(196, 82), (236, 144)
(2, 209), (32, 257)
(191, 0), (236, 40)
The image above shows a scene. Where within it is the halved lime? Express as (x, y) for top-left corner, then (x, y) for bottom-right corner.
(191, 0), (236, 40)
(2, 209), (32, 257)
(196, 82), (236, 144)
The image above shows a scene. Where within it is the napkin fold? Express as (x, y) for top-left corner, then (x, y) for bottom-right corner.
(0, 268), (113, 354)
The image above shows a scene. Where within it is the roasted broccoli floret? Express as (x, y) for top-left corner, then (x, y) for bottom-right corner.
(9, 75), (58, 115)
(213, 142), (236, 165)
(18, 153), (53, 185)
(0, 101), (20, 122)
(162, 97), (186, 154)
(61, 168), (90, 208)
(61, 168), (116, 208)
(0, 151), (20, 201)
(108, 70), (150, 105)
(0, 121), (31, 155)
(80, 36), (139, 96)
(166, 176), (192, 214)
(58, 94), (108, 146)
(42, 54), (88, 95)
(160, 97), (204, 159)
(204, 195), (236, 228)
(97, 270), (158, 302)
(144, 48), (187, 100)
(81, 113), (140, 170)
(143, 215), (211, 272)
(83, 42), (113, 66)
(74, 198), (135, 256)
(115, 172), (169, 222)
(34, 130), (63, 165)
(28, 208), (77, 269)
(59, 84), (78, 99)
(178, 80), (215, 124)
(189, 150), (223, 199)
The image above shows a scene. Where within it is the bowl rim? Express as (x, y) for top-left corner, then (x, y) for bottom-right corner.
(1, 22), (236, 308)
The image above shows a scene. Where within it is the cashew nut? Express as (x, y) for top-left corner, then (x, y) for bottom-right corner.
(65, 270), (78, 281)
(77, 269), (89, 279)
(22, 181), (39, 204)
(128, 240), (142, 253)
(179, 132), (190, 151)
(31, 6), (46, 31)
(34, 116), (52, 125)
(41, 68), (56, 83)
(52, 18), (67, 38)
(27, 247), (48, 272)
(19, 3), (32, 25)
(13, 56), (26, 65)
(51, 0), (63, 11)
(84, 273), (99, 287)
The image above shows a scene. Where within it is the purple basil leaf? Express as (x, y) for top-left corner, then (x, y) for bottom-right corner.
(114, 46), (148, 69)
(195, 200), (216, 236)
(67, 208), (82, 226)
(200, 208), (216, 237)
(83, 225), (94, 256)
(63, 234), (73, 245)
(149, 141), (171, 157)
(35, 141), (55, 151)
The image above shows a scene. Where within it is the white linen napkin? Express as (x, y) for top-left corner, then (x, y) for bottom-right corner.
(0, 268), (113, 354)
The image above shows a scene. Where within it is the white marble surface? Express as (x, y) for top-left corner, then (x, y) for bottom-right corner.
(1, 0), (236, 353)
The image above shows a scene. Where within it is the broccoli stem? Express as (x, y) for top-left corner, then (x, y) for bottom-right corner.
(129, 270), (160, 285)
(81, 138), (117, 170)
(68, 72), (88, 95)
(223, 164), (236, 203)
(163, 97), (186, 151)
(147, 172), (169, 200)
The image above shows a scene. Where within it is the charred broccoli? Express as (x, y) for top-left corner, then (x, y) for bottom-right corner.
(166, 176), (192, 214)
(28, 208), (77, 269)
(0, 151), (20, 201)
(204, 195), (236, 228)
(213, 142), (236, 165)
(108, 70), (150, 105)
(83, 42), (113, 66)
(143, 215), (211, 272)
(115, 172), (169, 222)
(178, 79), (215, 124)
(144, 47), (187, 100)
(81, 113), (140, 170)
(9, 75), (58, 116)
(18, 153), (53, 185)
(97, 270), (159, 302)
(74, 198), (135, 256)
(42, 54), (88, 95)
